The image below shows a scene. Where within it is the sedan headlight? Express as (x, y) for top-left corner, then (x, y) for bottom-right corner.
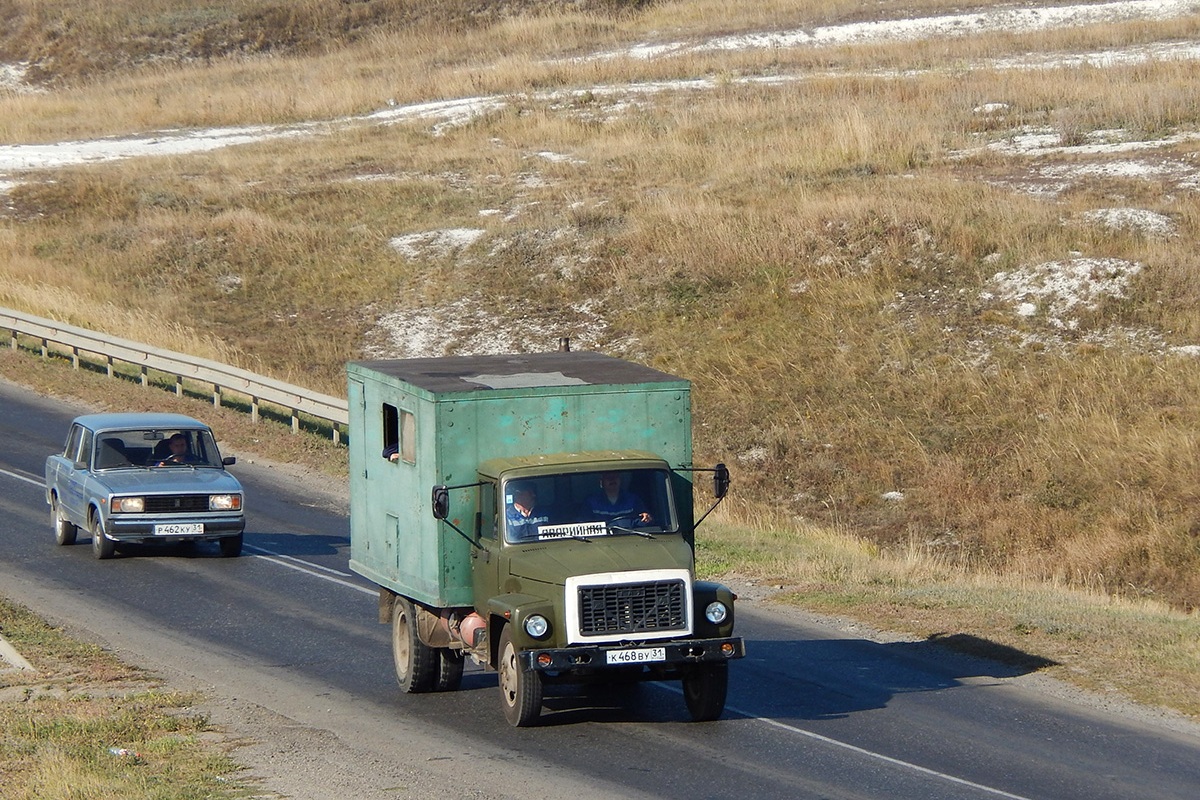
(111, 497), (144, 513)
(704, 601), (729, 624)
(209, 494), (242, 511)
(524, 614), (550, 639)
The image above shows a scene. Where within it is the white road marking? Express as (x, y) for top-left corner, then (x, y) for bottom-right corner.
(2, 467), (43, 488)
(748, 707), (1036, 800)
(245, 545), (375, 596)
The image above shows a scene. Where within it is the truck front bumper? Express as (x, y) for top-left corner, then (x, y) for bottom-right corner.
(518, 636), (745, 673)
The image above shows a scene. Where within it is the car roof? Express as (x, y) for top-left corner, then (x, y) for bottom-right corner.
(72, 412), (213, 432)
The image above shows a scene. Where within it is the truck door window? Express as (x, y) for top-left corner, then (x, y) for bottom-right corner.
(382, 404), (417, 465)
(479, 481), (496, 539)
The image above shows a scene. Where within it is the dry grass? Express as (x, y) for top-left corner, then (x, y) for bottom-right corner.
(0, 597), (252, 799)
(696, 505), (1200, 717)
(2, 0), (1200, 714)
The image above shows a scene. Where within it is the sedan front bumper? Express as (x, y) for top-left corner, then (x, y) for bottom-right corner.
(105, 514), (245, 540)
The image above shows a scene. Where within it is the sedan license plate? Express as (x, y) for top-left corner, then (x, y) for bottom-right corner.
(606, 647), (666, 665)
(154, 522), (204, 536)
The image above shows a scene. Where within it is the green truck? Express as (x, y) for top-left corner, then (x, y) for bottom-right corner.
(347, 351), (744, 726)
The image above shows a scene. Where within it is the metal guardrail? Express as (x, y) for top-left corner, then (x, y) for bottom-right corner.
(1, 307), (348, 443)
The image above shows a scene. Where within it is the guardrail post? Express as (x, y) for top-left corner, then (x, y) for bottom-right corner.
(291, 409), (300, 434)
(106, 355), (114, 378)
(41, 338), (48, 359)
(251, 397), (260, 424)
(8, 329), (14, 350)
(213, 384), (222, 408)
(175, 374), (183, 397)
(140, 365), (148, 387)
(71, 346), (80, 369)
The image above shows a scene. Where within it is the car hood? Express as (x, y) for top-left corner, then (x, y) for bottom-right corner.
(95, 468), (243, 495)
(507, 535), (692, 587)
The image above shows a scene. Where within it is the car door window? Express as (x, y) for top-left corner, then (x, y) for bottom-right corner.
(78, 429), (94, 469)
(63, 425), (83, 462)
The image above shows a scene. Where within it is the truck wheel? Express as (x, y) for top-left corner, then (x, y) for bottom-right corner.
(90, 513), (115, 560)
(219, 533), (243, 557)
(392, 597), (436, 693)
(682, 662), (728, 722)
(498, 625), (542, 727)
(51, 495), (77, 546)
(435, 648), (465, 692)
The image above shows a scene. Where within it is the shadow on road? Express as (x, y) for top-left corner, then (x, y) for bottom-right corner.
(245, 530), (349, 557)
(726, 633), (1059, 723)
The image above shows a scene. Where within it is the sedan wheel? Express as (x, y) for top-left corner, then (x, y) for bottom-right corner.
(90, 514), (115, 560)
(51, 496), (77, 546)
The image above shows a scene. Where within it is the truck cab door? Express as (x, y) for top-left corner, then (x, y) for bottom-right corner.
(471, 479), (500, 613)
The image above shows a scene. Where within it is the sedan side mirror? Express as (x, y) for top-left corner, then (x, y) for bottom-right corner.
(223, 456), (237, 466)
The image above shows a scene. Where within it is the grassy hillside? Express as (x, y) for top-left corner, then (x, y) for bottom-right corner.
(2, 0), (1198, 625)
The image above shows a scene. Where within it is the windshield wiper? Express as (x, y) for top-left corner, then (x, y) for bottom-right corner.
(607, 523), (655, 539)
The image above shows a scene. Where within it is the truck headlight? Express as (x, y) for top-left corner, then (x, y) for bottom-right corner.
(111, 497), (144, 513)
(704, 601), (729, 624)
(209, 494), (242, 511)
(524, 614), (550, 639)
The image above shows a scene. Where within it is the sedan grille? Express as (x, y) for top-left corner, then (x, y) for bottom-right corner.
(577, 580), (687, 636)
(143, 495), (211, 513)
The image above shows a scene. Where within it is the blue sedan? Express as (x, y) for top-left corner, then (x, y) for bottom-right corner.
(45, 412), (246, 559)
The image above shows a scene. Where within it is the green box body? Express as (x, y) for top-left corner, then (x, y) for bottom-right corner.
(347, 352), (692, 608)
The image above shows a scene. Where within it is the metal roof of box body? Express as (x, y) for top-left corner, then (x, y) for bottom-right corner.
(349, 351), (688, 397)
(346, 353), (694, 607)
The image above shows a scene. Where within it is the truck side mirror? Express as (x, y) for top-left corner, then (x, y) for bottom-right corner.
(712, 463), (730, 499)
(431, 485), (450, 520)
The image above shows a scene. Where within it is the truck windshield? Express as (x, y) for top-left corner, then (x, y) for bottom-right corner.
(503, 468), (677, 543)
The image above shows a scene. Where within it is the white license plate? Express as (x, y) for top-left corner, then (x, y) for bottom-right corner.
(606, 647), (666, 665)
(153, 523), (204, 536)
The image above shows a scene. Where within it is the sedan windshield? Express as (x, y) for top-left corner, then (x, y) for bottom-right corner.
(93, 429), (225, 469)
(504, 468), (677, 543)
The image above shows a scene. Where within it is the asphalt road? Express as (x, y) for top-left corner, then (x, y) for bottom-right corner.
(2, 379), (1198, 800)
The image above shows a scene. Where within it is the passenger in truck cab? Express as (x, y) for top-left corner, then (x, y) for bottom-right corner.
(585, 471), (652, 526)
(505, 483), (550, 541)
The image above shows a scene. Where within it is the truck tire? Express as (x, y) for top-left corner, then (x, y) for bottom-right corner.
(51, 495), (77, 546)
(682, 662), (728, 722)
(435, 648), (465, 692)
(392, 597), (436, 693)
(90, 513), (115, 560)
(498, 625), (542, 727)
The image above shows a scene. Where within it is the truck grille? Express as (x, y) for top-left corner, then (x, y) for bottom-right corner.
(144, 495), (211, 513)
(577, 579), (687, 636)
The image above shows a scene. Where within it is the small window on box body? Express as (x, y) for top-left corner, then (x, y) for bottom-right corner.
(382, 403), (417, 465)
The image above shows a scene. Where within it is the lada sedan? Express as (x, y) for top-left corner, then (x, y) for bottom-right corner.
(45, 412), (245, 559)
